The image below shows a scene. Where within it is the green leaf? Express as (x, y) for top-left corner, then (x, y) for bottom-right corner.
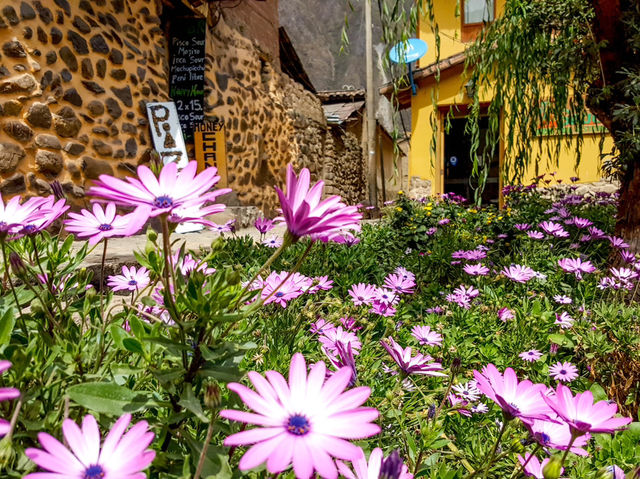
(122, 338), (145, 355)
(67, 382), (151, 416)
(0, 307), (16, 344)
(589, 383), (608, 402)
(178, 385), (209, 423)
(109, 324), (130, 349)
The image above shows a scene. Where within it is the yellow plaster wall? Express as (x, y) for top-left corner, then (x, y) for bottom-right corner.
(411, 0), (613, 196)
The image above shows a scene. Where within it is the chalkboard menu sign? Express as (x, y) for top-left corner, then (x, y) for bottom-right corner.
(169, 17), (206, 141)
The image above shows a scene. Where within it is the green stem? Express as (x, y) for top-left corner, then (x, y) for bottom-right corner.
(434, 371), (456, 421)
(160, 216), (187, 369)
(0, 240), (28, 336)
(4, 395), (23, 441)
(482, 419), (508, 479)
(99, 238), (108, 319)
(30, 237), (65, 321)
(559, 433), (577, 468)
(194, 412), (218, 479)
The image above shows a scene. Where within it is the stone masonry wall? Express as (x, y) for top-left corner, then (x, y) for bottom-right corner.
(204, 12), (367, 214)
(0, 0), (168, 199)
(0, 0), (368, 213)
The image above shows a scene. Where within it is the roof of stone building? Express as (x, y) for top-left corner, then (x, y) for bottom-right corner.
(379, 51), (467, 109)
(322, 100), (365, 124)
(279, 27), (316, 93)
(316, 89), (366, 103)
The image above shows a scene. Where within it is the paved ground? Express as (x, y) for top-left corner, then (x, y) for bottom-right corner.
(78, 223), (288, 273)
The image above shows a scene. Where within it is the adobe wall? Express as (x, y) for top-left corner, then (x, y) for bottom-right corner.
(0, 0), (168, 199)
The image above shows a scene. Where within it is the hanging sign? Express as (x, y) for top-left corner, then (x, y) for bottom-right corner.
(169, 17), (206, 141)
(194, 121), (228, 187)
(146, 101), (188, 168)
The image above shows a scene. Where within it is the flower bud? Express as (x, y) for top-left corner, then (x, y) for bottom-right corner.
(146, 228), (158, 243)
(542, 456), (563, 479)
(379, 450), (403, 479)
(204, 383), (221, 410)
(9, 252), (26, 276)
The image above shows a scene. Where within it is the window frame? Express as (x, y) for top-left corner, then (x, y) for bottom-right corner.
(461, 0), (496, 26)
(461, 0), (496, 42)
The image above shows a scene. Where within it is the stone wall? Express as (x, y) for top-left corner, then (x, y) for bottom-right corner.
(0, 0), (369, 213)
(203, 11), (367, 214)
(0, 0), (168, 198)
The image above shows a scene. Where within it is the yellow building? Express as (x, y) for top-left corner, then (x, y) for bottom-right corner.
(381, 0), (613, 204)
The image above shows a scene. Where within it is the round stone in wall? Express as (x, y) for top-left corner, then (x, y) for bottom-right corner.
(0, 141), (25, 173)
(3, 120), (33, 142)
(59, 46), (77, 71)
(2, 41), (26, 58)
(26, 102), (52, 128)
(90, 34), (109, 54)
(3, 100), (23, 117)
(86, 100), (104, 117)
(35, 149), (63, 175)
(53, 107), (81, 137)
(35, 133), (61, 149)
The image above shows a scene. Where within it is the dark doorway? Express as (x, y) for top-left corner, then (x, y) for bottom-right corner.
(443, 116), (500, 204)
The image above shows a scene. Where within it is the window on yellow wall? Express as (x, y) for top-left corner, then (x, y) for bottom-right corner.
(463, 0), (495, 24)
(461, 0), (495, 42)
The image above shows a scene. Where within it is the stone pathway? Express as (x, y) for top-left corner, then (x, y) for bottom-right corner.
(78, 223), (288, 284)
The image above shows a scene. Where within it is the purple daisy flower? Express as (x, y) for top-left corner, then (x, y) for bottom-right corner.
(381, 337), (446, 376)
(411, 325), (443, 347)
(107, 265), (150, 292)
(65, 203), (150, 246)
(519, 350), (542, 362)
(549, 361), (579, 382)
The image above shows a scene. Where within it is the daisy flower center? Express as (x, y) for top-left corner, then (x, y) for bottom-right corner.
(154, 195), (174, 208)
(286, 414), (311, 436)
(559, 369), (567, 375)
(23, 224), (37, 234)
(275, 292), (285, 298)
(128, 279), (138, 286)
(84, 464), (106, 479)
(98, 223), (113, 231)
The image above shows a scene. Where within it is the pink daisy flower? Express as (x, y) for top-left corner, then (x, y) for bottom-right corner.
(555, 312), (574, 329)
(463, 263), (490, 276)
(514, 223), (531, 231)
(319, 326), (362, 356)
(263, 236), (283, 248)
(220, 353), (380, 479)
(261, 271), (311, 308)
(526, 230), (545, 240)
(275, 164), (361, 241)
(608, 236), (629, 249)
(473, 364), (553, 421)
(0, 195), (50, 237)
(348, 283), (378, 306)
(549, 361), (579, 382)
(107, 265), (150, 292)
(394, 267), (415, 282)
(519, 350), (542, 362)
(498, 307), (515, 322)
(0, 361), (19, 437)
(381, 337), (446, 376)
(24, 414), (155, 479)
(411, 325), (443, 347)
(383, 273), (415, 294)
(542, 383), (632, 435)
(502, 264), (536, 283)
(553, 295), (572, 305)
(65, 203), (150, 246)
(557, 258), (596, 280)
(14, 196), (69, 238)
(306, 276), (334, 294)
(526, 419), (590, 456)
(254, 217), (275, 234)
(89, 161), (230, 217)
(337, 448), (413, 479)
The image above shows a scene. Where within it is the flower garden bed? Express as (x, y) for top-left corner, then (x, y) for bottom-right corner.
(0, 163), (638, 479)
